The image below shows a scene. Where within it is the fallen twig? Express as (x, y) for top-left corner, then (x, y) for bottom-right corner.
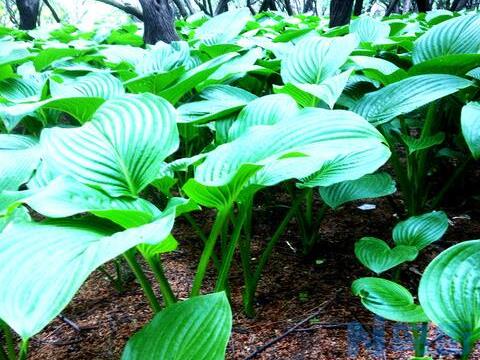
(244, 289), (342, 359)
(58, 315), (81, 333)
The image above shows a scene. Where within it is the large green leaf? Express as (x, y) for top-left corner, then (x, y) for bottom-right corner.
(413, 13), (480, 64)
(352, 74), (472, 126)
(0, 213), (177, 339)
(195, 8), (251, 45)
(178, 85), (256, 124)
(355, 237), (418, 274)
(419, 240), (480, 344)
(392, 211), (449, 251)
(135, 41), (191, 75)
(319, 172), (396, 209)
(49, 72), (125, 99)
(22, 176), (161, 228)
(228, 94), (299, 140)
(189, 108), (390, 199)
(0, 135), (40, 191)
(461, 102), (480, 159)
(281, 34), (358, 85)
(40, 94), (179, 197)
(122, 292), (232, 360)
(352, 277), (429, 323)
(350, 16), (390, 43)
(159, 53), (238, 105)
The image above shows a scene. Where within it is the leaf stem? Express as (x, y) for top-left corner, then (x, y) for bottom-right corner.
(412, 322), (428, 357)
(243, 194), (305, 316)
(17, 339), (28, 360)
(461, 337), (474, 360)
(215, 201), (250, 292)
(191, 206), (232, 297)
(123, 249), (161, 313)
(0, 320), (15, 360)
(144, 255), (177, 306)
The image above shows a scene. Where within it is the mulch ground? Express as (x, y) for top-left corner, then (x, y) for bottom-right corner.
(27, 190), (480, 360)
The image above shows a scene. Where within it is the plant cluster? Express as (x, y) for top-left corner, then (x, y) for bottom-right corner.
(0, 8), (479, 359)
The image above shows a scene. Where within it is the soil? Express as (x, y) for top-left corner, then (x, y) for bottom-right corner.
(27, 191), (480, 360)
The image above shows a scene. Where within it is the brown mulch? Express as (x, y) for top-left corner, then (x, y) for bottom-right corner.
(27, 192), (480, 360)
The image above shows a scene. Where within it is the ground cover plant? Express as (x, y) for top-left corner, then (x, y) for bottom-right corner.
(0, 2), (479, 359)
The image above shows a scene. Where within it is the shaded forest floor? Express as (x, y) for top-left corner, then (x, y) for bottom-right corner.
(29, 193), (480, 359)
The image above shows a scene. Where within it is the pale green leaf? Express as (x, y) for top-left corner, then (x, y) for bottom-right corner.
(461, 102), (480, 159)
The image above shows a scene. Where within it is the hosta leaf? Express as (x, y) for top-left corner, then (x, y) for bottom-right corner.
(0, 78), (41, 102)
(393, 211), (449, 251)
(289, 70), (353, 108)
(49, 72), (125, 99)
(135, 41), (190, 75)
(352, 277), (429, 323)
(22, 176), (161, 228)
(33, 47), (85, 71)
(0, 214), (177, 339)
(228, 94), (299, 140)
(349, 56), (400, 75)
(461, 102), (480, 159)
(352, 74), (472, 126)
(0, 41), (31, 66)
(467, 67), (480, 80)
(122, 292), (232, 360)
(350, 16), (390, 43)
(319, 172), (396, 209)
(413, 13), (480, 64)
(281, 34), (358, 85)
(419, 240), (480, 344)
(0, 135), (40, 191)
(193, 108), (390, 191)
(355, 237), (418, 274)
(195, 8), (251, 45)
(159, 53), (238, 105)
(40, 94), (179, 197)
(400, 132), (445, 154)
(408, 54), (480, 77)
(178, 85), (256, 124)
(124, 67), (185, 95)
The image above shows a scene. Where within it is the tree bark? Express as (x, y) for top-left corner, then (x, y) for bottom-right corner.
(329, 0), (354, 27)
(284, 0), (294, 15)
(214, 0), (229, 14)
(386, 0), (401, 15)
(259, 0), (277, 12)
(94, 0), (144, 20)
(415, 0), (431, 11)
(402, 0), (412, 12)
(43, 0), (60, 22)
(353, 0), (363, 16)
(303, 0), (314, 12)
(450, 0), (468, 10)
(16, 0), (40, 29)
(139, 0), (179, 44)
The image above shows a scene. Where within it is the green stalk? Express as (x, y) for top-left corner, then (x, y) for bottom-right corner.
(144, 255), (177, 306)
(412, 323), (428, 357)
(0, 345), (8, 360)
(305, 188), (313, 227)
(414, 102), (438, 213)
(190, 206), (232, 297)
(380, 125), (410, 216)
(430, 158), (471, 209)
(243, 194), (305, 316)
(17, 339), (28, 360)
(215, 201), (250, 292)
(123, 250), (161, 313)
(0, 320), (15, 360)
(183, 213), (222, 271)
(461, 337), (474, 360)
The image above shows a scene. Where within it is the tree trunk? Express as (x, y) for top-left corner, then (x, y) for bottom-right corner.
(303, 0), (314, 12)
(139, 0), (179, 44)
(403, 0), (412, 12)
(415, 0), (431, 11)
(259, 0), (277, 12)
(16, 0), (40, 29)
(214, 0), (229, 14)
(386, 0), (401, 15)
(353, 0), (363, 16)
(329, 0), (354, 27)
(450, 0), (468, 10)
(284, 0), (294, 14)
